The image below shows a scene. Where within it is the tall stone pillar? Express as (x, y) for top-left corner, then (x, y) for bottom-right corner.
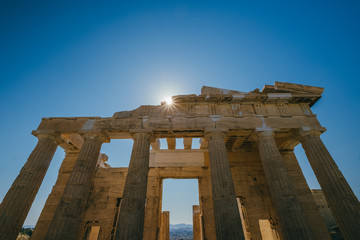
(143, 171), (162, 240)
(193, 205), (202, 240)
(257, 131), (314, 240)
(198, 172), (216, 240)
(206, 130), (245, 240)
(32, 150), (79, 240)
(299, 129), (360, 239)
(44, 132), (109, 240)
(158, 211), (169, 240)
(115, 131), (152, 240)
(0, 131), (59, 240)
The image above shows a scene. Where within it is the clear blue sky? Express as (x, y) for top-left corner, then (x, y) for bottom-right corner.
(0, 1), (359, 226)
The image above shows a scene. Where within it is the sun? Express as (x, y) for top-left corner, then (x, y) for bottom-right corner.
(165, 96), (173, 105)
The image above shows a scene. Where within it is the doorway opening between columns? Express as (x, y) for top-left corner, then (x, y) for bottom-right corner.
(161, 178), (200, 240)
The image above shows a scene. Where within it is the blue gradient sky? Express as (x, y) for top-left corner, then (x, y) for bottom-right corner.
(0, 1), (359, 226)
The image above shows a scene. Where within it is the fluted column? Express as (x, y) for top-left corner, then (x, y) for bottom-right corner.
(300, 129), (360, 239)
(115, 131), (152, 240)
(32, 150), (79, 240)
(257, 131), (314, 240)
(206, 130), (245, 240)
(0, 131), (59, 240)
(142, 172), (162, 240)
(44, 132), (109, 240)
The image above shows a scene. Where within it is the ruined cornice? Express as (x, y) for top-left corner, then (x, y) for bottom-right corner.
(169, 82), (322, 106)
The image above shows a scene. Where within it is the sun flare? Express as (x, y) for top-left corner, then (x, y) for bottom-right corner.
(165, 96), (173, 105)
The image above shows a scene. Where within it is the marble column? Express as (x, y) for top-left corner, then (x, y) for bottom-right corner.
(44, 132), (108, 240)
(206, 131), (245, 240)
(31, 150), (79, 240)
(300, 129), (360, 239)
(257, 131), (314, 240)
(115, 132), (152, 240)
(0, 132), (59, 240)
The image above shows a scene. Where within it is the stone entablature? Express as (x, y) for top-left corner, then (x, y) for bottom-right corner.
(0, 82), (359, 240)
(35, 82), (324, 153)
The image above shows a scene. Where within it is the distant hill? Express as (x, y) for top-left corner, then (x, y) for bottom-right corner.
(18, 224), (192, 240)
(170, 224), (193, 240)
(170, 223), (193, 230)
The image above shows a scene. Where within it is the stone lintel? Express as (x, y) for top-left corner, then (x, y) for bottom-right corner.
(34, 114), (322, 138)
(32, 129), (59, 137)
(129, 128), (154, 134)
(105, 130), (132, 139)
(79, 130), (110, 143)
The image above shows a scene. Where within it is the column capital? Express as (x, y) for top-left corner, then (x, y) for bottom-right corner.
(80, 130), (110, 143)
(255, 130), (275, 138)
(252, 129), (277, 142)
(129, 129), (154, 141)
(298, 127), (326, 138)
(32, 130), (62, 143)
(204, 128), (228, 140)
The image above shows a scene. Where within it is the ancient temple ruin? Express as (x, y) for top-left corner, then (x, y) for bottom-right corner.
(0, 82), (359, 240)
